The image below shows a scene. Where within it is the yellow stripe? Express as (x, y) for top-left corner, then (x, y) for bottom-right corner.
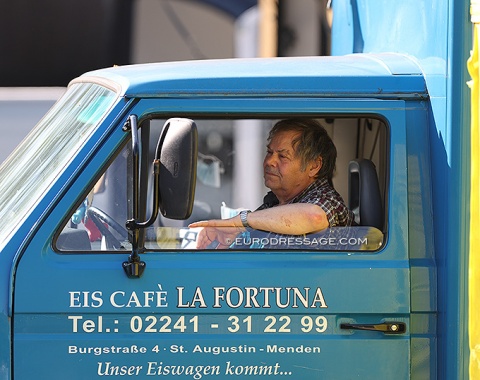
(467, 20), (480, 379)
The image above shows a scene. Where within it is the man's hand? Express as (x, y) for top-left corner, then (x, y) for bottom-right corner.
(189, 217), (243, 249)
(192, 225), (242, 249)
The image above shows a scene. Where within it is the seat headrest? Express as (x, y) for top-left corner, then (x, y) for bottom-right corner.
(348, 159), (384, 230)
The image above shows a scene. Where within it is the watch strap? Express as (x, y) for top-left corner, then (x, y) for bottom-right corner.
(240, 210), (251, 228)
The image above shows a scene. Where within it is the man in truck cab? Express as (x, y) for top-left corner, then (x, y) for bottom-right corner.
(189, 118), (355, 249)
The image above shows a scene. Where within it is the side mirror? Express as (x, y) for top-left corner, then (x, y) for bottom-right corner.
(157, 118), (198, 219)
(124, 117), (197, 278)
(126, 117), (198, 230)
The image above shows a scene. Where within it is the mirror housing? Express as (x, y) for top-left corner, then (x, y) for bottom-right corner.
(123, 117), (197, 278)
(157, 118), (198, 219)
(126, 117), (198, 231)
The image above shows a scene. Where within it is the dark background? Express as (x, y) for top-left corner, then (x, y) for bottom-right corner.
(0, 0), (134, 86)
(0, 0), (257, 86)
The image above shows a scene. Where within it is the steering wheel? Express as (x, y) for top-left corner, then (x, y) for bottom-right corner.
(86, 206), (128, 249)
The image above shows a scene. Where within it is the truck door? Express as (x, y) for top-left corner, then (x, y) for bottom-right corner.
(12, 99), (435, 379)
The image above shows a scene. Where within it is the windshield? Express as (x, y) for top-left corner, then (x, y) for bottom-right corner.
(0, 82), (117, 250)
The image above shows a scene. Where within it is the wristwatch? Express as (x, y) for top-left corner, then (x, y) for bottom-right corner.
(240, 210), (251, 228)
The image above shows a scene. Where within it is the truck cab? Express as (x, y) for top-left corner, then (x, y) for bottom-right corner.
(0, 54), (435, 379)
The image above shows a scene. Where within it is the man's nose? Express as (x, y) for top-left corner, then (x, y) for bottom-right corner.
(264, 154), (276, 166)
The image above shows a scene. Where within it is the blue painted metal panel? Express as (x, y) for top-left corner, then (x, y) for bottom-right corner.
(77, 55), (426, 99)
(331, 0), (471, 378)
(11, 95), (419, 379)
(331, 0), (448, 60)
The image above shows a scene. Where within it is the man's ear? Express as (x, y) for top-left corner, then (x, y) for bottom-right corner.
(308, 157), (322, 178)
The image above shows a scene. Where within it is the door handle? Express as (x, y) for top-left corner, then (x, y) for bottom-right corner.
(340, 321), (406, 334)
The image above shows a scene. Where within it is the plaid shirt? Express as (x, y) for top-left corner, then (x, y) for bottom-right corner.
(257, 177), (354, 227)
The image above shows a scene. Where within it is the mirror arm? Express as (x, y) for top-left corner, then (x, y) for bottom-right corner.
(126, 121), (169, 231)
(122, 114), (146, 278)
(125, 159), (161, 230)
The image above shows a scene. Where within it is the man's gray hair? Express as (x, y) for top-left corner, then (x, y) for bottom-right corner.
(268, 119), (337, 183)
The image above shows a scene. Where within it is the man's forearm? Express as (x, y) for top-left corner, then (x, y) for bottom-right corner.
(189, 203), (329, 235)
(247, 203), (329, 235)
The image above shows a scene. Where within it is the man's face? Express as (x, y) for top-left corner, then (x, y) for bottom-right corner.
(263, 130), (317, 204)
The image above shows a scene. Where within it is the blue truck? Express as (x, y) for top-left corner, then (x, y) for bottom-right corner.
(0, 0), (475, 379)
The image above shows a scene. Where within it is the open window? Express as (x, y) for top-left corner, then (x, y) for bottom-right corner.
(56, 116), (387, 253)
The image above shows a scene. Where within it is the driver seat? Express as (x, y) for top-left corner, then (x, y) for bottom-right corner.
(348, 159), (384, 230)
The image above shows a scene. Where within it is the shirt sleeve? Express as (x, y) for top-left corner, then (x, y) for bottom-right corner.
(300, 184), (354, 227)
